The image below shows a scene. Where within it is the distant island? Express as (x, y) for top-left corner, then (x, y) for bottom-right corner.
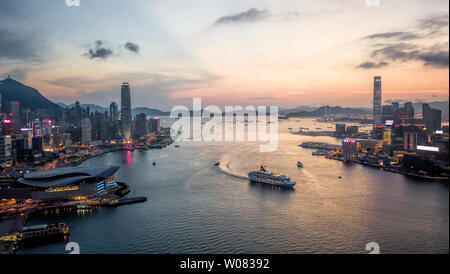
(282, 102), (449, 119)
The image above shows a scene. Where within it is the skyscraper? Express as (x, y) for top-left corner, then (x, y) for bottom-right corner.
(423, 103), (442, 133)
(81, 118), (92, 145)
(6, 101), (21, 133)
(149, 117), (161, 134)
(121, 82), (132, 140)
(110, 102), (119, 122)
(134, 113), (148, 138)
(373, 76), (382, 127)
(75, 101), (82, 127)
(109, 102), (120, 140)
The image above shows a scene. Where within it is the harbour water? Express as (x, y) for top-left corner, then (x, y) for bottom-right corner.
(19, 119), (449, 254)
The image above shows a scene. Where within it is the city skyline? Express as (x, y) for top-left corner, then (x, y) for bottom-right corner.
(0, 0), (448, 110)
(0, 0), (448, 258)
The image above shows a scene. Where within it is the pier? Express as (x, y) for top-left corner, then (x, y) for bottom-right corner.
(19, 223), (69, 244)
(0, 195), (148, 253)
(105, 197), (148, 207)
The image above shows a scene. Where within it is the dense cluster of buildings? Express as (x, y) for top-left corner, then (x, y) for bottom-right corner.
(0, 81), (162, 167)
(338, 76), (448, 179)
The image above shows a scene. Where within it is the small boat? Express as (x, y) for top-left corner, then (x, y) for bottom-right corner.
(152, 161), (156, 166)
(297, 161), (303, 168)
(174, 145), (180, 148)
(214, 162), (220, 166)
(312, 150), (329, 156)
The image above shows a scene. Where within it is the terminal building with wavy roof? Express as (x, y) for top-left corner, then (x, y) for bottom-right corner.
(9, 166), (121, 201)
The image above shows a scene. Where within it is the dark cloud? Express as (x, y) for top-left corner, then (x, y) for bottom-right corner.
(370, 43), (418, 61)
(364, 32), (420, 40)
(124, 42), (140, 54)
(0, 29), (42, 60)
(363, 14), (449, 42)
(417, 13), (449, 31)
(418, 51), (449, 68)
(357, 61), (389, 69)
(359, 13), (448, 69)
(214, 8), (269, 26)
(83, 40), (113, 60)
(369, 43), (449, 68)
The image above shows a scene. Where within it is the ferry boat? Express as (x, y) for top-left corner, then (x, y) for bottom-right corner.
(312, 150), (329, 156)
(248, 166), (296, 188)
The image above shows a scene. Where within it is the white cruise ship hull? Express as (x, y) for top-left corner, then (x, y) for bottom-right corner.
(248, 174), (296, 188)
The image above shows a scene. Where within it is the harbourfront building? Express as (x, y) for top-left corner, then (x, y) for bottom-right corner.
(3, 166), (121, 202)
(342, 138), (357, 161)
(121, 82), (132, 141)
(373, 76), (382, 127)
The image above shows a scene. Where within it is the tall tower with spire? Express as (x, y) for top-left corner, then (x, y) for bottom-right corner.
(120, 82), (132, 140)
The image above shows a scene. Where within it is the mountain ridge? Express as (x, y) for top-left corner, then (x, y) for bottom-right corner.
(0, 77), (61, 112)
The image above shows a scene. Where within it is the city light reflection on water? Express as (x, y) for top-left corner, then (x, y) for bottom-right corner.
(126, 150), (132, 164)
(20, 118), (449, 254)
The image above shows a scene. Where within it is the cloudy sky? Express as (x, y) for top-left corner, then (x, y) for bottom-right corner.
(0, 0), (448, 110)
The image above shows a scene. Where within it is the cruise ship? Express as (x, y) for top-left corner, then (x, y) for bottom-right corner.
(248, 166), (296, 188)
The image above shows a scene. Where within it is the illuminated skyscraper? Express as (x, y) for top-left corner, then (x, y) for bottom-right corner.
(383, 127), (392, 146)
(150, 117), (161, 134)
(6, 101), (21, 133)
(373, 76), (382, 127)
(0, 135), (12, 164)
(121, 82), (132, 140)
(422, 103), (442, 133)
(109, 102), (120, 140)
(110, 102), (119, 122)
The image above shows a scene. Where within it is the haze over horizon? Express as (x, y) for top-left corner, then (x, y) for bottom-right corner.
(0, 0), (448, 110)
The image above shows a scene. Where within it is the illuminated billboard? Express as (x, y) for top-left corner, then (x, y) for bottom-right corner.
(385, 120), (394, 126)
(417, 145), (439, 152)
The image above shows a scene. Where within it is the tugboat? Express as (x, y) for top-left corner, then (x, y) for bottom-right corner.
(297, 161), (303, 168)
(248, 166), (296, 188)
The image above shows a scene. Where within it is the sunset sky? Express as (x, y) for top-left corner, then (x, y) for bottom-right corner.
(0, 0), (448, 110)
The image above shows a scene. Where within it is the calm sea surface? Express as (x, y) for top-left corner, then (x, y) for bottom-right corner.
(19, 118), (449, 254)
